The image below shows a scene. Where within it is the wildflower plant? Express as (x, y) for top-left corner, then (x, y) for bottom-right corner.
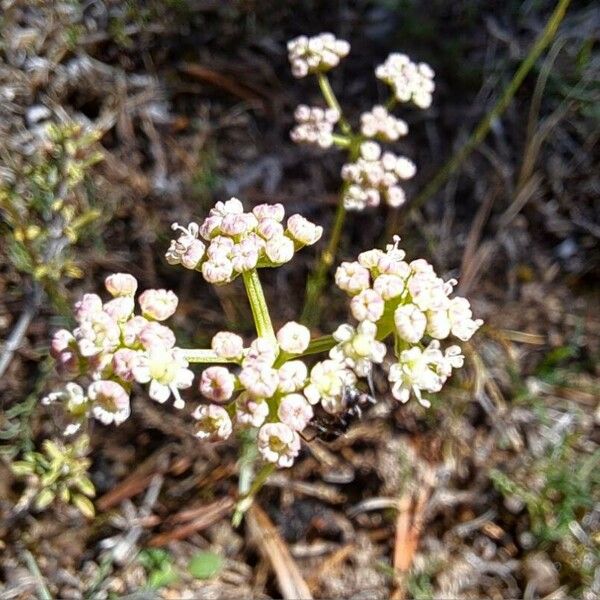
(36, 34), (482, 523)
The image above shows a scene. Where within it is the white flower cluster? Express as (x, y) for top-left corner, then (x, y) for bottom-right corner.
(360, 105), (408, 141)
(341, 141), (416, 210)
(166, 198), (323, 284)
(287, 33), (350, 78)
(45, 274), (193, 432)
(194, 323), (313, 468)
(193, 318), (372, 467)
(375, 53), (435, 109)
(336, 237), (482, 406)
(290, 105), (340, 148)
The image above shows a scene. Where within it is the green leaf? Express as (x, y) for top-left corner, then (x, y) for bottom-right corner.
(188, 551), (223, 580)
(72, 493), (95, 518)
(75, 476), (96, 497)
(10, 461), (35, 476)
(149, 564), (178, 589)
(34, 489), (55, 511)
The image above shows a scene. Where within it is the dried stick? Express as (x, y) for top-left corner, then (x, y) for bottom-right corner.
(0, 284), (43, 380)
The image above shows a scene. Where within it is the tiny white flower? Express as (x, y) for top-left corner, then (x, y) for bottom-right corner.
(211, 331), (244, 360)
(265, 235), (295, 264)
(239, 363), (279, 399)
(278, 393), (313, 431)
(138, 289), (178, 322)
(236, 392), (269, 428)
(278, 360), (308, 393)
(277, 321), (310, 354)
(350, 289), (385, 322)
(105, 273), (138, 297)
(258, 422), (301, 467)
(394, 303), (427, 343)
(132, 347), (193, 409)
(199, 366), (236, 403)
(88, 380), (130, 426)
(286, 214), (323, 245)
(335, 261), (371, 295)
(303, 359), (356, 411)
(193, 404), (232, 441)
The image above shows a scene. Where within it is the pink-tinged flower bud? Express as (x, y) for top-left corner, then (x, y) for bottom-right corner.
(112, 348), (139, 382)
(74, 293), (103, 322)
(265, 235), (295, 264)
(350, 289), (385, 322)
(103, 296), (135, 323)
(357, 249), (386, 269)
(138, 321), (176, 350)
(75, 311), (120, 357)
(335, 262), (370, 295)
(385, 186), (406, 208)
(286, 214), (323, 246)
(239, 364), (279, 398)
(207, 236), (234, 261)
(166, 222), (206, 270)
(252, 203), (285, 222)
(193, 404), (232, 441)
(243, 337), (278, 367)
(104, 273), (138, 297)
(220, 213), (257, 236)
(394, 303), (427, 343)
(199, 215), (223, 240)
(212, 197), (244, 216)
(236, 392), (269, 428)
(373, 273), (405, 300)
(426, 309), (451, 339)
(202, 258), (234, 284)
(122, 315), (149, 347)
(211, 331), (244, 360)
(231, 238), (260, 273)
(394, 157), (416, 179)
(276, 321), (310, 354)
(138, 289), (178, 321)
(257, 422), (300, 467)
(88, 380), (131, 426)
(278, 393), (313, 431)
(256, 218), (284, 240)
(199, 366), (236, 403)
(278, 360), (308, 393)
(50, 329), (75, 359)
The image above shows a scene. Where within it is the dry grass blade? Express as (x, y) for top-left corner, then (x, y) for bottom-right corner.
(148, 497), (234, 547)
(247, 504), (313, 600)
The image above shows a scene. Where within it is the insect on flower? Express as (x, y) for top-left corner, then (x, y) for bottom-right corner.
(302, 384), (377, 442)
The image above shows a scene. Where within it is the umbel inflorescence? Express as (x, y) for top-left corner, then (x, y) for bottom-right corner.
(41, 34), (481, 520)
(287, 32), (434, 211)
(47, 196), (481, 469)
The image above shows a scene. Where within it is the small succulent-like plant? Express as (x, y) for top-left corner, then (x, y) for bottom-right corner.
(11, 435), (95, 517)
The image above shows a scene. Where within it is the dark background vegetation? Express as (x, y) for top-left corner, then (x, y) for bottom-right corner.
(1, 1), (598, 598)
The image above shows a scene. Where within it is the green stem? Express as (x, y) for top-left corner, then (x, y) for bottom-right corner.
(317, 73), (351, 134)
(182, 349), (239, 364)
(232, 462), (276, 527)
(242, 269), (275, 343)
(301, 198), (347, 327)
(332, 133), (352, 148)
(407, 0), (571, 213)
